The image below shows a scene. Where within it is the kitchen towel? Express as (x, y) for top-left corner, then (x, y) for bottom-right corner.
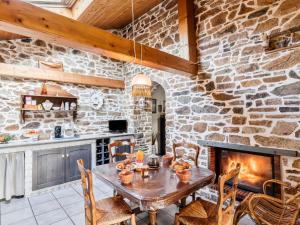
(0, 152), (25, 201)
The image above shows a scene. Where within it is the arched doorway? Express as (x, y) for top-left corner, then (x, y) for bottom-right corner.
(151, 81), (166, 155)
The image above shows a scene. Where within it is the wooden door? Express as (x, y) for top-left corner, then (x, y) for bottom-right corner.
(65, 145), (91, 182)
(32, 148), (65, 190)
(158, 115), (166, 156)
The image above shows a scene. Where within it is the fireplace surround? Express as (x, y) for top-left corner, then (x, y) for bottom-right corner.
(198, 140), (299, 200)
(215, 148), (279, 193)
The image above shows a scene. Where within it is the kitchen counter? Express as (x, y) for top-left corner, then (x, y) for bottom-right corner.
(0, 132), (135, 196)
(0, 132), (134, 151)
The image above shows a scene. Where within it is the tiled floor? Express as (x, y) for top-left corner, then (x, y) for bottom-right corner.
(0, 178), (255, 225)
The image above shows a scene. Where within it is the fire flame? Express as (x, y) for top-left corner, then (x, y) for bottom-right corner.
(223, 153), (272, 187)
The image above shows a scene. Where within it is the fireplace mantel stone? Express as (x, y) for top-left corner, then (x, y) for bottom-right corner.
(198, 140), (299, 157)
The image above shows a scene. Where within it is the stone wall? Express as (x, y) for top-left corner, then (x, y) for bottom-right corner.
(0, 0), (299, 186)
(122, 0), (300, 186)
(0, 38), (125, 140)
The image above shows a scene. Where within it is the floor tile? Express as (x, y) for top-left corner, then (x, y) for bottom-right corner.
(137, 211), (148, 220)
(237, 215), (256, 225)
(71, 185), (83, 197)
(92, 188), (108, 200)
(1, 207), (34, 225)
(57, 194), (82, 207)
(162, 204), (178, 217)
(35, 208), (68, 225)
(0, 198), (30, 215)
(63, 201), (84, 217)
(10, 217), (37, 225)
(70, 213), (85, 225)
(157, 213), (174, 224)
(31, 199), (61, 216)
(93, 179), (113, 194)
(52, 188), (80, 199)
(50, 218), (74, 225)
(29, 193), (55, 206)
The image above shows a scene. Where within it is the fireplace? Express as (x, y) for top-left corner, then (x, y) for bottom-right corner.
(197, 140), (299, 200)
(209, 147), (282, 200)
(216, 149), (275, 193)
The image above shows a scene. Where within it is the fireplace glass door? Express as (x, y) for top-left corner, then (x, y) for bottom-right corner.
(219, 150), (273, 193)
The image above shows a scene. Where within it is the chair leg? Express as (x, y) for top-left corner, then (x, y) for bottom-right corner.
(131, 214), (136, 225)
(180, 197), (187, 209)
(192, 192), (196, 201)
(174, 213), (180, 225)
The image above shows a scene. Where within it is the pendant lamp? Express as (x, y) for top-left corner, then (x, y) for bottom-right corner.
(130, 0), (152, 97)
(132, 73), (152, 97)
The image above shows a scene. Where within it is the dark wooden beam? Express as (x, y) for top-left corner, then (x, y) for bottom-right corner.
(178, 0), (197, 63)
(0, 0), (197, 76)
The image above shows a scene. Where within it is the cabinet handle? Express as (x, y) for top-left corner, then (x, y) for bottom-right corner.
(62, 154), (65, 158)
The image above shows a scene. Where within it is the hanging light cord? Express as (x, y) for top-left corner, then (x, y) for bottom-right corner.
(131, 0), (137, 64)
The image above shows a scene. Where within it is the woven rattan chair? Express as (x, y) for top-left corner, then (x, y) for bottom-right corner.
(108, 140), (135, 163)
(174, 163), (241, 225)
(234, 179), (300, 225)
(77, 159), (136, 225)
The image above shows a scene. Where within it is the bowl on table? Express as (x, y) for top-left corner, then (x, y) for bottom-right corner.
(176, 169), (192, 183)
(119, 170), (134, 185)
(170, 160), (192, 171)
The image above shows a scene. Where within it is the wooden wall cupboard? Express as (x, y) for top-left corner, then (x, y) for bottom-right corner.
(32, 144), (91, 190)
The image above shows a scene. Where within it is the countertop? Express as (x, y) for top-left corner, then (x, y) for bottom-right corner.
(0, 133), (134, 150)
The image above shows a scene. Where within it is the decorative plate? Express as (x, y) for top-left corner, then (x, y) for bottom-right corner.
(90, 91), (104, 110)
(42, 100), (53, 110)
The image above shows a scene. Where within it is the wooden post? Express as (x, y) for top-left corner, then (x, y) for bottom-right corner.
(178, 0), (197, 63)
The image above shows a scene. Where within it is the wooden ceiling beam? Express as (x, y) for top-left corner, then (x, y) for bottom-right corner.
(0, 63), (125, 89)
(178, 0), (197, 63)
(0, 30), (25, 40)
(0, 0), (197, 76)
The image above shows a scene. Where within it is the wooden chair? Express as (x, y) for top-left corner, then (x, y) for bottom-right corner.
(108, 140), (135, 163)
(173, 142), (200, 202)
(77, 159), (136, 225)
(174, 163), (241, 225)
(172, 142), (200, 167)
(234, 179), (300, 225)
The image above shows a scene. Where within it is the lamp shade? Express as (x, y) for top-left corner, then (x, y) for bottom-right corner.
(131, 73), (152, 97)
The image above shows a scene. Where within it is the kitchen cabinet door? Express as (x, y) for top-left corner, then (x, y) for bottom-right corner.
(65, 145), (91, 182)
(32, 148), (65, 191)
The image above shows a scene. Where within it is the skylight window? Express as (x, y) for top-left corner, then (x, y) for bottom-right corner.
(23, 0), (78, 8)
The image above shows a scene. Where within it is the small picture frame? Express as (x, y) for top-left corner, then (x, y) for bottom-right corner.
(152, 99), (157, 113)
(158, 105), (162, 113)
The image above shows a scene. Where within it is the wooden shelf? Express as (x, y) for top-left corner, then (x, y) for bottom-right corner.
(0, 63), (125, 89)
(20, 85), (78, 123)
(21, 94), (78, 99)
(21, 109), (76, 112)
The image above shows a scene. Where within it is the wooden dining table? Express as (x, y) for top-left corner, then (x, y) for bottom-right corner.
(93, 160), (215, 225)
